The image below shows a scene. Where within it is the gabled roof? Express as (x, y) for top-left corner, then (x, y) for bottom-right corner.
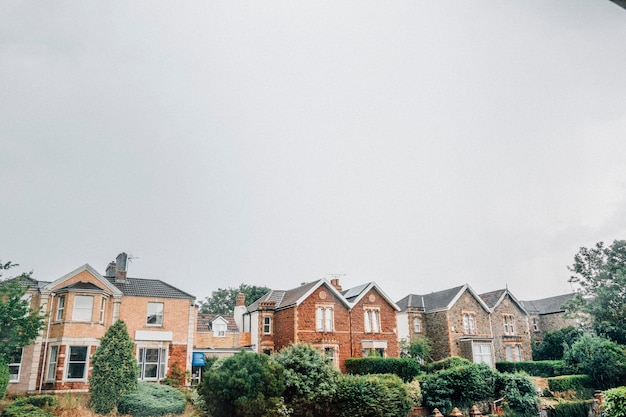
(197, 313), (239, 332)
(342, 282), (400, 311)
(56, 281), (107, 293)
(521, 293), (576, 315)
(479, 288), (528, 315)
(44, 264), (123, 297)
(247, 279), (351, 312)
(106, 276), (195, 300)
(397, 284), (491, 313)
(2, 275), (41, 290)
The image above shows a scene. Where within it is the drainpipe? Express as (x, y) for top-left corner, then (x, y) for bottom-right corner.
(38, 292), (54, 393)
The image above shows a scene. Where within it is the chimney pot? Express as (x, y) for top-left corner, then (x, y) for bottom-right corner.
(235, 293), (246, 307)
(330, 278), (342, 291)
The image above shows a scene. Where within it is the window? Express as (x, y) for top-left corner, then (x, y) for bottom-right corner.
(473, 343), (492, 366)
(55, 295), (65, 321)
(213, 322), (227, 337)
(99, 297), (106, 323)
(72, 295), (94, 322)
(413, 317), (422, 333)
(46, 345), (59, 381)
(147, 302), (164, 326)
(506, 345), (523, 362)
(503, 315), (515, 335)
(138, 348), (167, 380)
(363, 348), (385, 357)
(364, 309), (380, 333)
(263, 316), (271, 334)
(67, 346), (88, 379)
(324, 347), (335, 363)
(515, 345), (522, 361)
(316, 307), (333, 332)
(463, 313), (476, 335)
(506, 345), (513, 362)
(8, 348), (22, 382)
(532, 318), (539, 332)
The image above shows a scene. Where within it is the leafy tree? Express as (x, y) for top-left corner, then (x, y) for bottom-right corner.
(567, 240), (626, 343)
(0, 261), (46, 362)
(0, 360), (8, 399)
(89, 320), (139, 414)
(333, 374), (412, 417)
(562, 334), (626, 389)
(198, 351), (286, 417)
(496, 372), (539, 417)
(400, 335), (432, 363)
(273, 343), (340, 417)
(532, 326), (582, 360)
(199, 283), (270, 314)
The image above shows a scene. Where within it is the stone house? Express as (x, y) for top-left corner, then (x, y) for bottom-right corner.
(7, 253), (196, 395)
(520, 293), (579, 343)
(479, 289), (532, 363)
(396, 284), (495, 366)
(239, 278), (399, 371)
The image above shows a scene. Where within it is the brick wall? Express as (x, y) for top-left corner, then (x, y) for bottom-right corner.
(349, 288), (399, 359)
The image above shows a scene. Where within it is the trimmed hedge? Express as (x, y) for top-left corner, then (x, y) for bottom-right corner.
(118, 382), (186, 417)
(545, 399), (594, 417)
(422, 357), (472, 374)
(496, 360), (565, 377)
(604, 386), (626, 417)
(333, 374), (412, 417)
(547, 374), (592, 393)
(345, 357), (420, 382)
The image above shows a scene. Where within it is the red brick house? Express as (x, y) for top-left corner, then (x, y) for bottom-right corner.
(7, 253), (196, 395)
(397, 284), (495, 366)
(239, 278), (400, 371)
(479, 289), (532, 363)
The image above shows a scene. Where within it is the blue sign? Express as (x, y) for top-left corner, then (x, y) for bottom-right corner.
(192, 352), (206, 367)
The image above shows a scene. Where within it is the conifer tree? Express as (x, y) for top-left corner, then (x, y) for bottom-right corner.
(89, 320), (139, 414)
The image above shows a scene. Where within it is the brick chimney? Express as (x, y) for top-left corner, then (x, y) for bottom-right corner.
(330, 278), (342, 292)
(115, 252), (128, 283)
(235, 293), (246, 307)
(105, 262), (116, 277)
(233, 293), (247, 332)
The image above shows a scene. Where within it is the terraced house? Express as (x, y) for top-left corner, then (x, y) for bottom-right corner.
(6, 253), (196, 395)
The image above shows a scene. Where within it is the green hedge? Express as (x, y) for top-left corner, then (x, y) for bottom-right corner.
(422, 357), (472, 374)
(547, 375), (592, 394)
(604, 386), (626, 417)
(333, 374), (412, 417)
(495, 360), (565, 377)
(545, 399), (594, 417)
(118, 382), (186, 417)
(0, 361), (8, 399)
(345, 357), (421, 382)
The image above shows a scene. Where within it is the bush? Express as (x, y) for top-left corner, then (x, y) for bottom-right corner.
(496, 373), (539, 417)
(496, 360), (565, 377)
(89, 320), (138, 414)
(422, 356), (472, 373)
(0, 360), (8, 399)
(532, 326), (582, 360)
(273, 343), (339, 417)
(545, 399), (594, 417)
(604, 386), (626, 417)
(11, 396), (58, 408)
(563, 334), (626, 389)
(333, 374), (412, 417)
(118, 382), (186, 417)
(1, 403), (55, 417)
(198, 351), (286, 417)
(345, 357), (421, 382)
(547, 375), (592, 396)
(420, 362), (498, 414)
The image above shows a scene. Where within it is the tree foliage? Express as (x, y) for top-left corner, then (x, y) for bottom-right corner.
(273, 343), (340, 417)
(532, 326), (582, 360)
(0, 261), (46, 362)
(198, 351), (286, 417)
(567, 240), (626, 343)
(89, 320), (139, 414)
(562, 334), (626, 390)
(400, 335), (432, 363)
(199, 283), (270, 314)
(333, 374), (412, 417)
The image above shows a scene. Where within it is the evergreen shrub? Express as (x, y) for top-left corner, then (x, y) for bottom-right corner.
(118, 382), (186, 417)
(495, 360), (565, 377)
(547, 375), (592, 395)
(333, 374), (412, 417)
(604, 386), (626, 417)
(345, 357), (421, 382)
(545, 399), (594, 417)
(0, 361), (8, 399)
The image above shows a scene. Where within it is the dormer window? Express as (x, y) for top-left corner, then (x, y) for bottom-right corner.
(213, 322), (227, 337)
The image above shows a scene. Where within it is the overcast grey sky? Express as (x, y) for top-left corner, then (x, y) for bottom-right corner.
(2, 1), (626, 304)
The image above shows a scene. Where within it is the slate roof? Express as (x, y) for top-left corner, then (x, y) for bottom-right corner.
(105, 276), (195, 300)
(342, 283), (370, 302)
(3, 275), (42, 290)
(479, 289), (506, 309)
(197, 313), (239, 332)
(397, 285), (491, 313)
(248, 281), (320, 312)
(521, 293), (576, 315)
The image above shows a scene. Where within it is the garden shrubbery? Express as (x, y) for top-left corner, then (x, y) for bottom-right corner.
(345, 357), (421, 382)
(117, 382), (186, 417)
(496, 360), (565, 377)
(604, 386), (626, 417)
(0, 361), (8, 400)
(547, 375), (592, 396)
(333, 374), (412, 417)
(1, 396), (58, 417)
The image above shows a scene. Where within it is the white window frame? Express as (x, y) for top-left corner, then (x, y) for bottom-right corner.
(364, 309), (380, 333)
(55, 295), (65, 321)
(413, 316), (422, 333)
(503, 314), (515, 335)
(316, 306), (334, 332)
(8, 348), (23, 382)
(138, 347), (167, 381)
(263, 316), (272, 334)
(66, 345), (89, 380)
(532, 317), (539, 332)
(72, 295), (94, 322)
(515, 345), (522, 362)
(147, 302), (164, 326)
(463, 312), (476, 335)
(99, 297), (106, 324)
(473, 343), (492, 366)
(46, 345), (59, 381)
(213, 322), (227, 337)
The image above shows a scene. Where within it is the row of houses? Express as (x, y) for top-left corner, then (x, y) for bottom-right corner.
(5, 252), (577, 395)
